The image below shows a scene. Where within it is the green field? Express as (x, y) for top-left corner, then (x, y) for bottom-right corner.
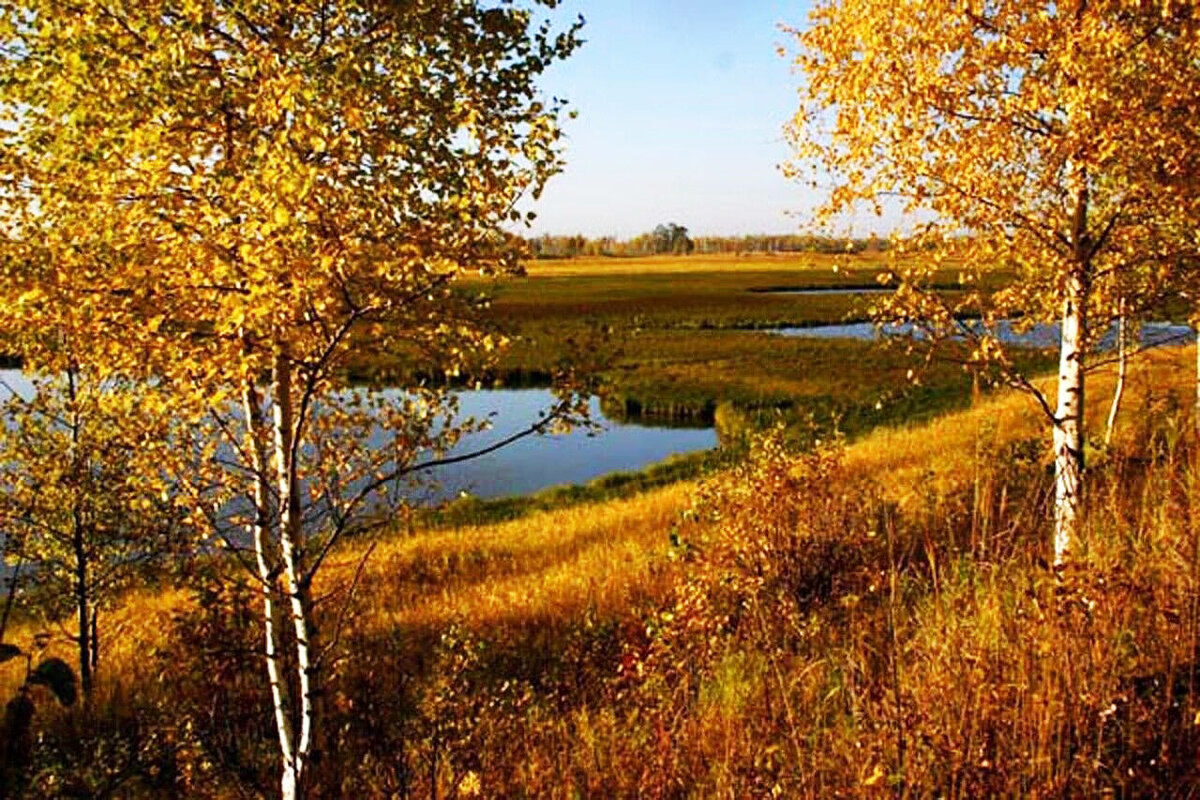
(480, 254), (1045, 434)
(487, 252), (958, 332)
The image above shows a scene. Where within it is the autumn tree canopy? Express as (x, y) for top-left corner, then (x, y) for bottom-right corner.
(789, 0), (1200, 565)
(0, 2), (583, 796)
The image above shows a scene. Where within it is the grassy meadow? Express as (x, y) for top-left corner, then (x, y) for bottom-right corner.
(350, 252), (1042, 530)
(4, 331), (1199, 796)
(484, 255), (1038, 431)
(404, 253), (1049, 527)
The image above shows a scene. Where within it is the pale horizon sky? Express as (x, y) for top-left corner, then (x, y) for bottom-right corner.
(520, 0), (888, 240)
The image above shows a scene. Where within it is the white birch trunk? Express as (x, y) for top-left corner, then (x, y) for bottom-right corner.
(1053, 173), (1093, 568)
(242, 382), (297, 799)
(272, 348), (316, 800)
(1053, 271), (1087, 567)
(1104, 303), (1126, 447)
(1054, 173), (1093, 568)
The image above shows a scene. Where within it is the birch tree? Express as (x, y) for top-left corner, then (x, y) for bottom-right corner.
(789, 0), (1200, 566)
(0, 2), (582, 796)
(0, 369), (187, 701)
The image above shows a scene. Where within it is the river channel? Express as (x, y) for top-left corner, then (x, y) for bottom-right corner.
(396, 389), (716, 502)
(768, 320), (1194, 349)
(0, 372), (718, 503)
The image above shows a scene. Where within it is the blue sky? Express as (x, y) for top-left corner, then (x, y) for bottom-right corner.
(524, 0), (825, 239)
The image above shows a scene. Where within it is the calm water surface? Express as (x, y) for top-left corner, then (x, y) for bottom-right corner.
(769, 320), (1194, 349)
(398, 389), (716, 501)
(0, 372), (717, 502)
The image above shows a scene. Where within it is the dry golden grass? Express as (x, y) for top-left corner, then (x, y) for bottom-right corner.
(1, 476), (692, 701)
(845, 345), (1188, 511)
(340, 480), (693, 632)
(2, 344), (1196, 798)
(5, 344), (1195, 800)
(8, 345), (1185, 696)
(339, 344), (1174, 638)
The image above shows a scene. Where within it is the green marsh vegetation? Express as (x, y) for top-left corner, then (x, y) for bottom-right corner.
(479, 254), (1053, 443)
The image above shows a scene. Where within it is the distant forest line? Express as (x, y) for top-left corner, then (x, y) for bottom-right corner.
(526, 223), (888, 259)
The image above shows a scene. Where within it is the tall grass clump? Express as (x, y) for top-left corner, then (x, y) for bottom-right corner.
(592, 390), (1200, 797)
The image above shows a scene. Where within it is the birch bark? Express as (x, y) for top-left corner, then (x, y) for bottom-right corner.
(1054, 184), (1091, 567)
(242, 381), (297, 800)
(272, 348), (317, 800)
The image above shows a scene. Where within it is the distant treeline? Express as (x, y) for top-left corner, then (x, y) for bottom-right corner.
(526, 224), (889, 259)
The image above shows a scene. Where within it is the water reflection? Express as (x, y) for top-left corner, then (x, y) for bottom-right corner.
(381, 389), (717, 501)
